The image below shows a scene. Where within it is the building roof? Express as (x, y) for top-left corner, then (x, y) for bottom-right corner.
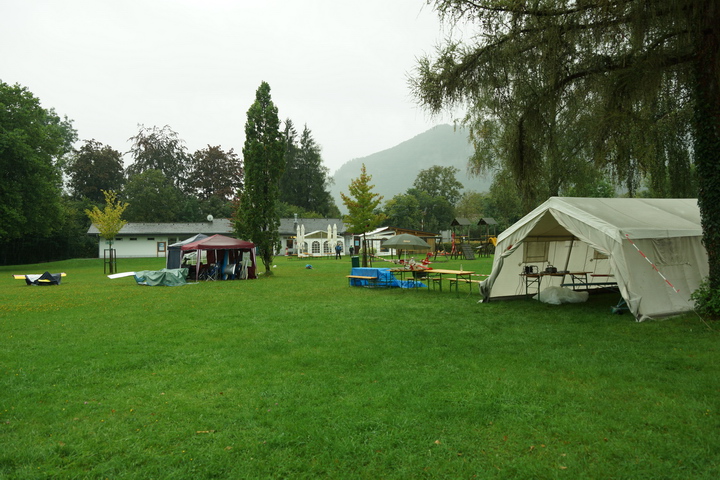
(451, 218), (473, 227)
(278, 218), (347, 234)
(88, 218), (351, 237)
(180, 234), (254, 250)
(87, 219), (233, 236)
(387, 226), (438, 237)
(362, 226), (438, 238)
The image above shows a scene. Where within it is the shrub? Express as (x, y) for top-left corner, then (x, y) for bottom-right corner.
(690, 277), (720, 320)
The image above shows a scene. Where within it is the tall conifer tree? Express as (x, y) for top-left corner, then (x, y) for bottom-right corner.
(279, 123), (335, 216)
(234, 82), (285, 274)
(340, 164), (386, 266)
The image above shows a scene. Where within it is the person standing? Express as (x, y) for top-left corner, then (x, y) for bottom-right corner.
(335, 243), (342, 259)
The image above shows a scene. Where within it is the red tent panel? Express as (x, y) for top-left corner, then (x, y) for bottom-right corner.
(180, 234), (256, 280)
(180, 234), (255, 251)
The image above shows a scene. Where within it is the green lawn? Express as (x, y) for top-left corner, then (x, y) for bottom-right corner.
(1, 255), (718, 479)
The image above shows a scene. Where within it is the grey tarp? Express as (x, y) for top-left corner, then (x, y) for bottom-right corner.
(133, 268), (189, 286)
(167, 234), (208, 269)
(479, 197), (708, 321)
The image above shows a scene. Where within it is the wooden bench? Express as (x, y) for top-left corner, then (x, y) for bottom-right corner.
(562, 273), (617, 290)
(448, 278), (483, 293)
(562, 282), (618, 289)
(347, 274), (380, 287)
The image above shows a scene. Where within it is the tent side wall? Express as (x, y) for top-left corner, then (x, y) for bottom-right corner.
(166, 234), (208, 269)
(620, 236), (707, 320)
(191, 247), (257, 280)
(166, 247), (182, 269)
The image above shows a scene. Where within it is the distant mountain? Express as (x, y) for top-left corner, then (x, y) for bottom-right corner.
(330, 124), (493, 213)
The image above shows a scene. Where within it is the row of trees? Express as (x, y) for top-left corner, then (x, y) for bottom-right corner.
(0, 80), (339, 265)
(68, 123), (339, 226)
(66, 129), (243, 222)
(347, 164), (525, 236)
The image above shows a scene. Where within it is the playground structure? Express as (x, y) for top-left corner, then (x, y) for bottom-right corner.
(436, 217), (498, 260)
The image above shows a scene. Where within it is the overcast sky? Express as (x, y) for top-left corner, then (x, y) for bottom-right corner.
(2, 0), (463, 174)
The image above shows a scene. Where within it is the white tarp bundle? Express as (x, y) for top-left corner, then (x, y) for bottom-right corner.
(479, 197), (708, 321)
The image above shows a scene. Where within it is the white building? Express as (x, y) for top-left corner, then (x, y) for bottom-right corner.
(87, 218), (235, 258)
(87, 217), (353, 259)
(278, 217), (350, 256)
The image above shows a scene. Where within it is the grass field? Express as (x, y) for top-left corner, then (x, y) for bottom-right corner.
(1, 255), (718, 479)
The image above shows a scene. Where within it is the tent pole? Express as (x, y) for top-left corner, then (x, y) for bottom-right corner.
(196, 248), (201, 282)
(560, 237), (575, 285)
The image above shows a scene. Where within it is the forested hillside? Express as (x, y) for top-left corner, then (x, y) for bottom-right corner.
(330, 125), (492, 211)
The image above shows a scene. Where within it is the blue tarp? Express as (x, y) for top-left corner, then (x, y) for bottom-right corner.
(349, 267), (425, 288)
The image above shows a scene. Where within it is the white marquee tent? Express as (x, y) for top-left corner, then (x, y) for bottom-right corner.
(479, 197), (708, 321)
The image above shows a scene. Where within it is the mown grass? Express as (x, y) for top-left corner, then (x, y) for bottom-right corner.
(0, 255), (718, 479)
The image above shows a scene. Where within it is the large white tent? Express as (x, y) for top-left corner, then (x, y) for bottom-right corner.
(479, 197), (708, 321)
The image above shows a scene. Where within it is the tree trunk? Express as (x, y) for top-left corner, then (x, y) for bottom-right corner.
(695, 0), (720, 290)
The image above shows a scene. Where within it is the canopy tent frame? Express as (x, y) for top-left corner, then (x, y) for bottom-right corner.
(180, 234), (257, 281)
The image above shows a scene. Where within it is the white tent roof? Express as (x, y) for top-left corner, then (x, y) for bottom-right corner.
(481, 197), (707, 321)
(498, 197), (702, 244)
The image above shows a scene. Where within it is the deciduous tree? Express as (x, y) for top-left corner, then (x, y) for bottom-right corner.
(0, 81), (76, 242)
(382, 188), (453, 234)
(383, 193), (422, 230)
(126, 125), (189, 189)
(234, 82), (286, 275)
(410, 188), (454, 234)
(85, 189), (128, 246)
(413, 165), (464, 206)
(66, 139), (125, 203)
(122, 169), (187, 222)
(187, 145), (242, 202)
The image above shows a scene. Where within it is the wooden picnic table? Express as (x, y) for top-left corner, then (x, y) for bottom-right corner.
(423, 269), (476, 293)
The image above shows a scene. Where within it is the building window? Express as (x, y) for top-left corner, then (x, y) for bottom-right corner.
(130, 238), (138, 241)
(147, 237), (155, 241)
(312, 241), (321, 254)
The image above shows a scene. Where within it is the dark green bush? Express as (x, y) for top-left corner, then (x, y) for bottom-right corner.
(690, 277), (720, 320)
